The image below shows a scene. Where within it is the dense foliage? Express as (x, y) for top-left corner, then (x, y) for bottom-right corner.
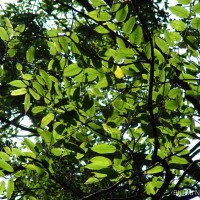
(0, 0), (200, 199)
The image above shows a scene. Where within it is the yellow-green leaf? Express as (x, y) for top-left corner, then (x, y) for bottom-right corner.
(169, 155), (189, 164)
(169, 6), (189, 18)
(0, 159), (13, 172)
(0, 27), (9, 41)
(147, 165), (164, 174)
(9, 80), (27, 88)
(114, 66), (124, 79)
(170, 20), (186, 31)
(11, 88), (27, 96)
(7, 179), (14, 200)
(88, 10), (111, 22)
(26, 46), (35, 63)
(191, 17), (200, 29)
(41, 113), (54, 128)
(24, 93), (30, 113)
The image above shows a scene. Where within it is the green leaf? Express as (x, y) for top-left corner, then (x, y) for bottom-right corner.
(37, 129), (54, 146)
(64, 142), (85, 154)
(11, 88), (27, 96)
(51, 148), (62, 156)
(90, 0), (106, 7)
(0, 27), (9, 41)
(22, 73), (32, 80)
(191, 17), (200, 29)
(169, 6), (189, 18)
(24, 138), (37, 154)
(41, 113), (54, 128)
(82, 94), (95, 116)
(115, 4), (128, 22)
(179, 118), (191, 126)
(26, 46), (35, 63)
(59, 36), (68, 52)
(155, 37), (169, 54)
(165, 100), (178, 111)
(129, 25), (143, 45)
(7, 179), (14, 200)
(85, 177), (100, 184)
(9, 80), (27, 88)
(0, 160), (14, 172)
(192, 3), (200, 13)
(14, 24), (25, 33)
(0, 152), (10, 161)
(40, 69), (52, 90)
(177, 0), (190, 4)
(147, 165), (164, 174)
(0, 181), (5, 195)
(95, 25), (109, 34)
(170, 20), (186, 31)
(7, 49), (16, 57)
(122, 16), (135, 34)
(48, 59), (54, 70)
(145, 182), (155, 195)
(168, 88), (182, 98)
(16, 63), (23, 70)
(85, 156), (113, 170)
(5, 17), (13, 35)
(29, 88), (40, 100)
(74, 68), (99, 82)
(91, 144), (116, 154)
(24, 93), (30, 113)
(63, 63), (82, 77)
(90, 156), (112, 166)
(88, 10), (111, 21)
(32, 81), (44, 96)
(32, 106), (46, 114)
(169, 156), (188, 164)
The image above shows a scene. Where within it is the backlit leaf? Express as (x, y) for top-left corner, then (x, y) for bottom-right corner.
(169, 6), (189, 18)
(147, 165), (164, 174)
(32, 106), (46, 114)
(26, 46), (35, 63)
(24, 93), (30, 113)
(0, 27), (9, 41)
(88, 10), (111, 21)
(165, 100), (178, 111)
(114, 66), (124, 79)
(129, 25), (143, 45)
(51, 148), (62, 156)
(63, 63), (82, 77)
(85, 177), (100, 184)
(7, 179), (14, 200)
(115, 4), (128, 22)
(192, 3), (200, 14)
(177, 0), (190, 4)
(91, 144), (116, 154)
(0, 160), (13, 172)
(0, 181), (5, 195)
(9, 80), (27, 88)
(169, 156), (188, 164)
(90, 0), (106, 7)
(155, 37), (169, 54)
(170, 20), (186, 31)
(41, 113), (54, 128)
(191, 17), (200, 29)
(122, 16), (135, 34)
(11, 88), (27, 96)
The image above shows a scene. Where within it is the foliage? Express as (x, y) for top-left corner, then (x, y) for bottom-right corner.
(0, 0), (200, 199)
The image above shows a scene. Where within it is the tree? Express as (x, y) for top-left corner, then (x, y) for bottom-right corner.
(0, 0), (200, 199)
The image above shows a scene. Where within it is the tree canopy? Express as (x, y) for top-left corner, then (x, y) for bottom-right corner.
(0, 0), (200, 199)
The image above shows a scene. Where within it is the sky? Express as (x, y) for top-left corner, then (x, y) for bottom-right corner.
(0, 0), (16, 8)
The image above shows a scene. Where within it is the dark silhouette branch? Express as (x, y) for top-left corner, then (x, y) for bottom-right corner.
(0, 115), (38, 135)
